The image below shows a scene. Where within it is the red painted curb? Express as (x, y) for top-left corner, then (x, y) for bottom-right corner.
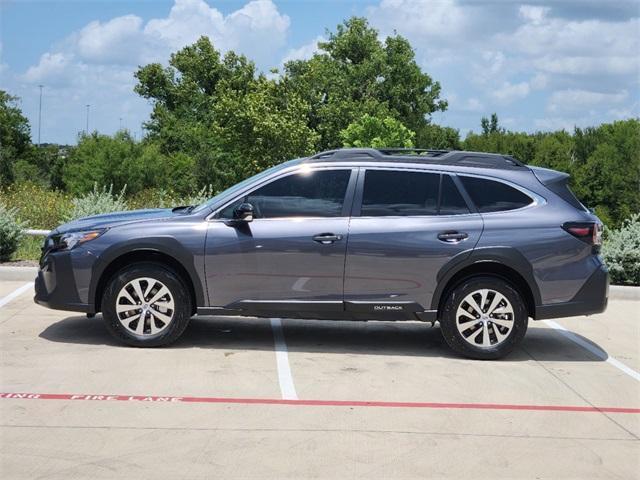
(2, 392), (639, 414)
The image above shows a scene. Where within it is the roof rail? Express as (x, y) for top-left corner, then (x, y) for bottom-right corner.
(308, 148), (383, 160)
(306, 148), (526, 169)
(376, 147), (450, 156)
(308, 147), (448, 161)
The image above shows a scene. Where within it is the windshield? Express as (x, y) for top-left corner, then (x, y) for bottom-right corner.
(191, 159), (300, 213)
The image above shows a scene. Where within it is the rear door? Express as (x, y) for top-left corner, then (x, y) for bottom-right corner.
(204, 166), (356, 313)
(344, 168), (483, 315)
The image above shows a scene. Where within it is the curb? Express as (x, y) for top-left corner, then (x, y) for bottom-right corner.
(1, 266), (638, 300)
(609, 285), (640, 301)
(0, 266), (38, 282)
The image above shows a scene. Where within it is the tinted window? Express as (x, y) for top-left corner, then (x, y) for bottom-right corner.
(361, 170), (439, 216)
(460, 176), (532, 213)
(221, 169), (351, 219)
(440, 175), (470, 215)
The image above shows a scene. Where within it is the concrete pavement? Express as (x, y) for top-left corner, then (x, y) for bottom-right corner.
(1, 281), (638, 479)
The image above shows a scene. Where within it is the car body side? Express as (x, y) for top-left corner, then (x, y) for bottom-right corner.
(34, 158), (608, 323)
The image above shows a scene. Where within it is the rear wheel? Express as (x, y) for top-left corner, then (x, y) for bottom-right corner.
(439, 276), (528, 360)
(101, 262), (192, 347)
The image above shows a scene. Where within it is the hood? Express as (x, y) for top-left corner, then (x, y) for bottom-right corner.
(53, 208), (175, 234)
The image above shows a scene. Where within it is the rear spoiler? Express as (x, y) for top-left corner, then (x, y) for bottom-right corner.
(529, 166), (587, 211)
(529, 166), (570, 186)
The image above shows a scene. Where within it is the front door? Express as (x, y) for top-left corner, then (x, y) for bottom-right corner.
(344, 168), (483, 314)
(204, 167), (356, 313)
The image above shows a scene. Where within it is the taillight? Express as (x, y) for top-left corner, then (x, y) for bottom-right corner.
(562, 222), (602, 251)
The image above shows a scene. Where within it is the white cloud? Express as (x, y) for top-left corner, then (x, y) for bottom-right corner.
(518, 5), (550, 25)
(547, 89), (629, 113)
(465, 97), (484, 112)
(533, 55), (639, 76)
(492, 80), (531, 103)
(367, 0), (468, 41)
(24, 0), (290, 82)
(76, 15), (146, 65)
(23, 52), (75, 85)
(281, 36), (324, 65)
(607, 102), (640, 120)
(491, 74), (547, 104)
(12, 0), (291, 144)
(144, 0), (289, 65)
(368, 0), (639, 132)
(530, 73), (548, 90)
(533, 117), (580, 132)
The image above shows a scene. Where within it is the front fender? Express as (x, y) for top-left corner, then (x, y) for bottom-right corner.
(88, 235), (206, 310)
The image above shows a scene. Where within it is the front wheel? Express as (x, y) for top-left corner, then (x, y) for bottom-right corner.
(101, 262), (192, 347)
(439, 276), (528, 360)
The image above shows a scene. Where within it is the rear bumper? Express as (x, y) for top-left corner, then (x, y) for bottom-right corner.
(535, 264), (609, 320)
(34, 252), (93, 313)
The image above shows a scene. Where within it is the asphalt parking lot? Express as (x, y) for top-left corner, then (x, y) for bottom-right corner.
(1, 276), (639, 479)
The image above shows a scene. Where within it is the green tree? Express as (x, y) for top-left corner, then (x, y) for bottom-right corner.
(480, 113), (502, 135)
(530, 131), (573, 173)
(63, 131), (167, 195)
(415, 123), (461, 150)
(340, 114), (414, 148)
(13, 144), (68, 189)
(135, 37), (316, 187)
(0, 91), (32, 186)
(283, 17), (447, 149)
(573, 122), (640, 225)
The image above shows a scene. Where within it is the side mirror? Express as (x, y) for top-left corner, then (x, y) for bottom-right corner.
(233, 202), (254, 222)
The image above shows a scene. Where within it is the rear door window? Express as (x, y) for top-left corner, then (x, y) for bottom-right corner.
(361, 170), (440, 216)
(459, 176), (533, 212)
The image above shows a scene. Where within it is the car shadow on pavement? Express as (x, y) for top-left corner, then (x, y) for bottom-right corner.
(39, 315), (608, 363)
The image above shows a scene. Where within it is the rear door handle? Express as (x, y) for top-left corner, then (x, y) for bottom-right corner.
(437, 231), (468, 242)
(313, 233), (343, 244)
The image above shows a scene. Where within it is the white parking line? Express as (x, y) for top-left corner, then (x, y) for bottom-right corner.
(543, 319), (640, 382)
(270, 318), (298, 400)
(0, 282), (34, 309)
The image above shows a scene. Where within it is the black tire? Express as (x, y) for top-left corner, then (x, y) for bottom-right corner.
(439, 276), (528, 360)
(101, 262), (192, 347)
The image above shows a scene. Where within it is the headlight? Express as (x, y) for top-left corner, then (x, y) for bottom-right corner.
(51, 229), (106, 251)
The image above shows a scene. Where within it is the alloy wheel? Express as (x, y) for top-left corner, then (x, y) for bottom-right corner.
(455, 288), (515, 349)
(115, 277), (175, 336)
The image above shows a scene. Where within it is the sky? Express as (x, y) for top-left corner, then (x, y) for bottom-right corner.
(1, 0), (638, 145)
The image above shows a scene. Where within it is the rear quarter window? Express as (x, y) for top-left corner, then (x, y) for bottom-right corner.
(459, 176), (533, 213)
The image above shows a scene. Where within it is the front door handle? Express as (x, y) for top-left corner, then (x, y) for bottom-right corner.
(437, 231), (468, 243)
(313, 233), (343, 244)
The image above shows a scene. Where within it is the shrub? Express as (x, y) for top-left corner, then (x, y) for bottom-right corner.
(64, 184), (128, 222)
(0, 182), (72, 229)
(602, 214), (640, 285)
(127, 188), (182, 210)
(181, 185), (216, 206)
(0, 202), (24, 261)
(126, 185), (216, 210)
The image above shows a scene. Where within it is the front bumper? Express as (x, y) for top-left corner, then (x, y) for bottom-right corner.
(535, 264), (609, 320)
(34, 251), (92, 313)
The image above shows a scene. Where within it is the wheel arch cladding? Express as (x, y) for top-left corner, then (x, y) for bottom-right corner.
(92, 248), (201, 315)
(432, 248), (540, 319)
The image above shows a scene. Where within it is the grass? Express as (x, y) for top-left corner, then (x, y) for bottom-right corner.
(11, 236), (43, 262)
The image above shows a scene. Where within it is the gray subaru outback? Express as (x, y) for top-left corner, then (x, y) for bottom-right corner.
(35, 148), (609, 359)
